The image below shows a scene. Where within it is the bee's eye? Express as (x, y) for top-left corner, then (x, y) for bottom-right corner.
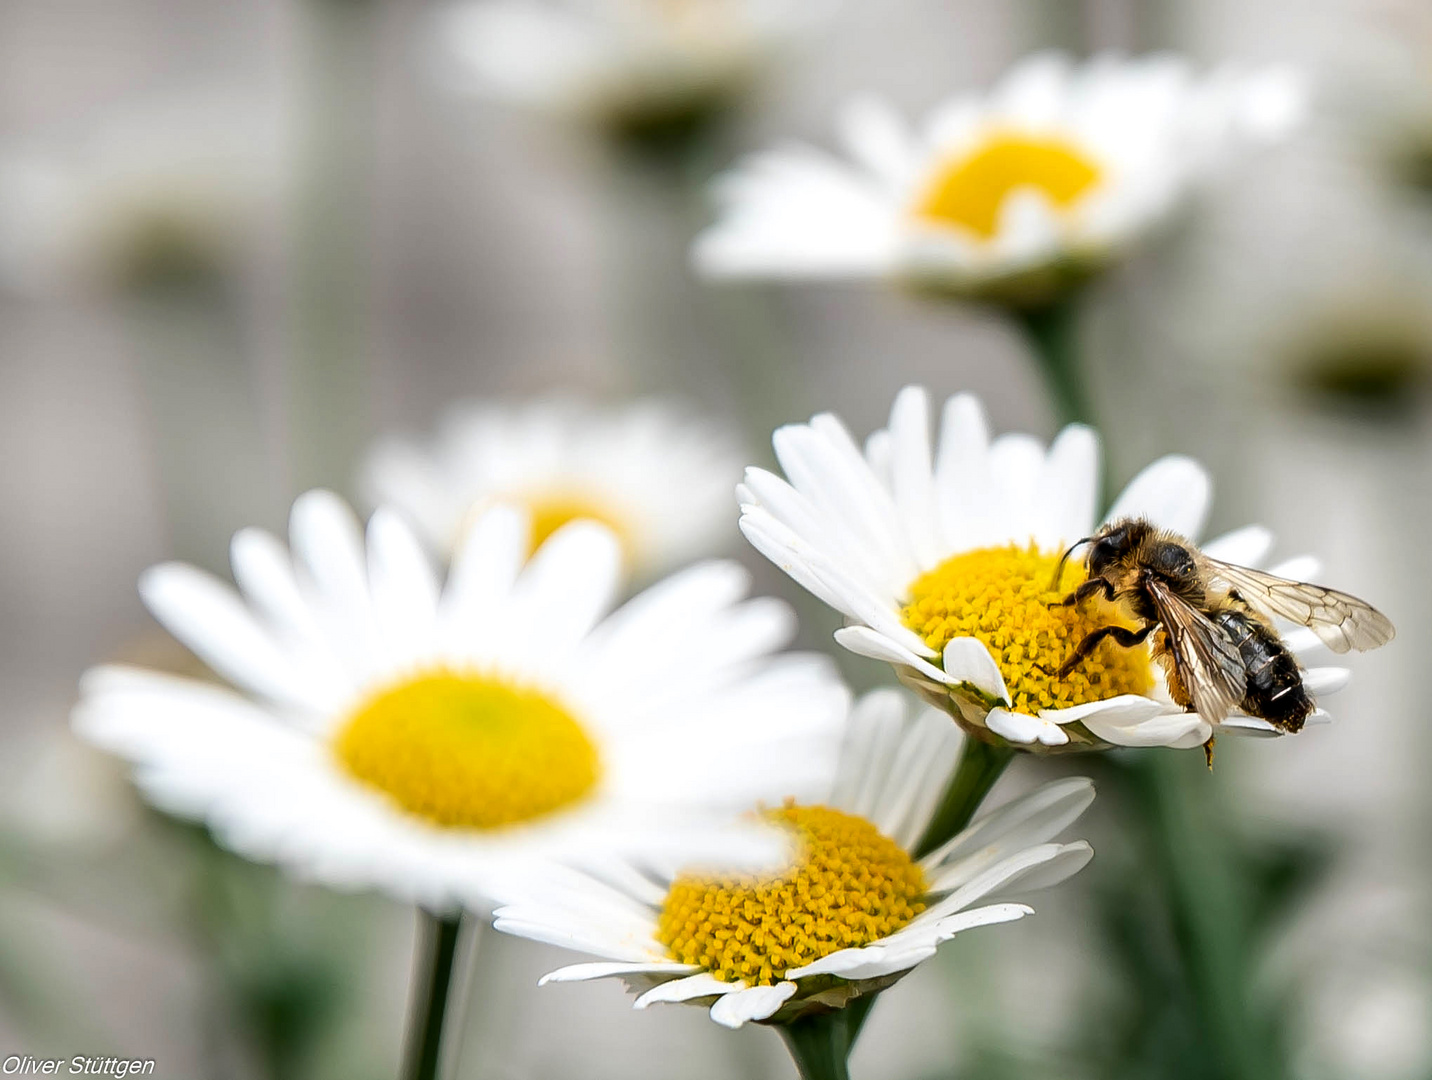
(1152, 543), (1195, 580)
(1088, 536), (1119, 569)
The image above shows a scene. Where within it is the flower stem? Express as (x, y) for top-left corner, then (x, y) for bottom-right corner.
(914, 738), (1016, 859)
(1128, 753), (1279, 1080)
(1013, 295), (1093, 428)
(780, 1012), (852, 1080)
(402, 911), (462, 1080)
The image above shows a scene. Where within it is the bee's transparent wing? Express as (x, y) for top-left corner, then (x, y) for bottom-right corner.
(1201, 558), (1395, 654)
(1147, 578), (1247, 724)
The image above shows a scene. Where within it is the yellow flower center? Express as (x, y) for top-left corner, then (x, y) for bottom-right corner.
(901, 544), (1153, 715)
(524, 492), (632, 556)
(914, 133), (1103, 240)
(333, 672), (600, 829)
(657, 805), (927, 987)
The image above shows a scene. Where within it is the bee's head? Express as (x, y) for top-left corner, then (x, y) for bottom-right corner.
(1086, 523), (1133, 576)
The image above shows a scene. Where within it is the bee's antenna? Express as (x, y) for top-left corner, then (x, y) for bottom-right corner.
(1051, 536), (1093, 591)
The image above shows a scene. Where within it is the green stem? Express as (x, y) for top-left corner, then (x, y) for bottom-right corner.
(402, 911), (462, 1080)
(1013, 296), (1093, 428)
(780, 1012), (851, 1080)
(914, 739), (1017, 860)
(1130, 755), (1277, 1080)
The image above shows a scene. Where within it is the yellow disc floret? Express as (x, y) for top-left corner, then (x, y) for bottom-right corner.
(915, 132), (1102, 240)
(522, 492), (634, 560)
(334, 672), (599, 829)
(657, 805), (926, 987)
(901, 543), (1153, 715)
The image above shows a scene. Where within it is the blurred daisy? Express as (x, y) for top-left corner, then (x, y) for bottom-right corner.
(0, 85), (284, 295)
(360, 398), (743, 577)
(695, 52), (1303, 304)
(436, 0), (820, 139)
(738, 386), (1351, 751)
(74, 492), (848, 911)
(494, 690), (1093, 1027)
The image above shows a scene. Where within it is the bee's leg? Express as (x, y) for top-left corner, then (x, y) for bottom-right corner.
(1056, 623), (1153, 678)
(1203, 735), (1216, 770)
(1050, 576), (1116, 610)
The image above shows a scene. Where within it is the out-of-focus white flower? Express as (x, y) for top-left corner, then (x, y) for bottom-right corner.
(1299, 962), (1432, 1080)
(737, 386), (1351, 751)
(0, 86), (284, 294)
(74, 492), (848, 912)
(695, 52), (1304, 304)
(435, 0), (822, 134)
(495, 690), (1094, 1027)
(360, 398), (744, 577)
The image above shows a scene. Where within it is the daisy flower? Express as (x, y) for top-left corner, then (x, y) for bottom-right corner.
(435, 0), (820, 138)
(738, 386), (1353, 751)
(360, 398), (744, 578)
(0, 84), (284, 296)
(694, 52), (1304, 304)
(73, 492), (849, 911)
(493, 689), (1094, 1027)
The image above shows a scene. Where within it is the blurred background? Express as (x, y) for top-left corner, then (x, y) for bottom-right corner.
(2, 0), (1431, 1077)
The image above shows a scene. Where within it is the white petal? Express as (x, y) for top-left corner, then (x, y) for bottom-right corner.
(837, 95), (916, 190)
(886, 386), (941, 569)
(138, 564), (309, 707)
(1302, 667), (1349, 695)
(787, 942), (936, 981)
(834, 627), (951, 685)
(708, 982), (797, 1028)
(504, 520), (621, 657)
(443, 503), (528, 620)
(1200, 525), (1273, 566)
(367, 509), (440, 666)
(922, 777), (1095, 881)
(933, 393), (993, 553)
(830, 688), (907, 814)
(1079, 705), (1210, 748)
(634, 972), (735, 1008)
(986, 708), (1068, 746)
(1034, 424), (1100, 548)
(1105, 455), (1211, 538)
(941, 637), (1010, 702)
(538, 962), (699, 986)
(1268, 554), (1320, 582)
(988, 434), (1046, 545)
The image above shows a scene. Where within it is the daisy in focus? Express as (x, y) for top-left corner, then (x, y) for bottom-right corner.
(738, 386), (1355, 751)
(360, 398), (743, 578)
(494, 690), (1094, 1027)
(435, 0), (820, 140)
(694, 52), (1304, 304)
(73, 492), (849, 911)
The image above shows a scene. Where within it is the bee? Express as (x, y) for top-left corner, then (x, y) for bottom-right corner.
(1051, 518), (1394, 753)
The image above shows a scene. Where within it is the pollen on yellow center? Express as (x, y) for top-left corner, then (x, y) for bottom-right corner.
(656, 805), (926, 987)
(901, 543), (1153, 715)
(333, 672), (600, 829)
(914, 132), (1103, 240)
